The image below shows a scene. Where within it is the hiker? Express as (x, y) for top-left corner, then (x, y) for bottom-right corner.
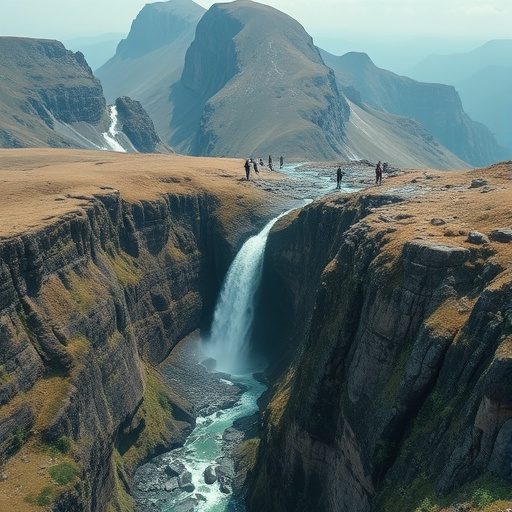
(336, 167), (344, 189)
(244, 159), (251, 180)
(253, 159), (259, 174)
(259, 157), (264, 167)
(375, 161), (382, 185)
(279, 156), (283, 169)
(268, 155), (273, 168)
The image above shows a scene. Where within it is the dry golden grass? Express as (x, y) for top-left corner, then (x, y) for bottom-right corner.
(330, 161), (512, 270)
(0, 148), (286, 238)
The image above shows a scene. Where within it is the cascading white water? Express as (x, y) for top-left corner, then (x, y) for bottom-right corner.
(102, 105), (126, 152)
(204, 211), (290, 375)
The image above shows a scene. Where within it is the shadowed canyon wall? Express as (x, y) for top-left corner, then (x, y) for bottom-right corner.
(250, 169), (512, 511)
(0, 184), (275, 511)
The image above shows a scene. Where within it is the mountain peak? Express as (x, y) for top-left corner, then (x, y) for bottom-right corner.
(173, 0), (349, 159)
(116, 0), (205, 59)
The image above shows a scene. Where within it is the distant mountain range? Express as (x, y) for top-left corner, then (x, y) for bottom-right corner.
(0, 37), (171, 153)
(96, 0), (205, 140)
(1, 0), (509, 169)
(97, 0), (477, 168)
(409, 39), (512, 153)
(322, 50), (507, 167)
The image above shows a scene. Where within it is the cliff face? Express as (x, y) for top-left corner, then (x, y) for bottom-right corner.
(0, 150), (285, 511)
(115, 96), (173, 154)
(0, 37), (107, 143)
(251, 163), (512, 511)
(0, 193), (218, 509)
(115, 0), (205, 60)
(0, 37), (171, 153)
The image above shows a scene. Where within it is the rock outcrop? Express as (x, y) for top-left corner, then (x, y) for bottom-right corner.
(0, 37), (171, 153)
(115, 96), (173, 153)
(250, 162), (512, 511)
(0, 37), (108, 148)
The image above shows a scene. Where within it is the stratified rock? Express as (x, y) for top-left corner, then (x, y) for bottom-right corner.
(0, 37), (109, 149)
(403, 240), (470, 267)
(489, 228), (512, 243)
(467, 230), (490, 245)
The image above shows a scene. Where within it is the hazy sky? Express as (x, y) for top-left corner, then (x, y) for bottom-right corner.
(1, 0), (510, 43)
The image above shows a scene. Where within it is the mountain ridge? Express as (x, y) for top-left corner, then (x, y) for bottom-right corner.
(0, 36), (170, 153)
(322, 49), (508, 166)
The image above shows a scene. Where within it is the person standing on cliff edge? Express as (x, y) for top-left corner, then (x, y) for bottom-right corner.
(336, 167), (344, 189)
(375, 161), (382, 185)
(279, 156), (284, 169)
(244, 159), (251, 180)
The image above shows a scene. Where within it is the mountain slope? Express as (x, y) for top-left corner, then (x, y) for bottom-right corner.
(343, 101), (469, 170)
(170, 0), (349, 160)
(0, 37), (170, 152)
(95, 0), (205, 139)
(410, 39), (512, 85)
(0, 37), (108, 149)
(457, 65), (512, 152)
(322, 50), (508, 166)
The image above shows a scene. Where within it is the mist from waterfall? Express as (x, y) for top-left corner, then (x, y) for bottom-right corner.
(204, 211), (290, 375)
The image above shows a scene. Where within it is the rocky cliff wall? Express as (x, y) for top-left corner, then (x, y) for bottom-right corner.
(250, 164), (512, 511)
(0, 179), (275, 511)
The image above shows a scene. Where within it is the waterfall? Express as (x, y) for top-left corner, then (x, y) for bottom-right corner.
(204, 211), (290, 375)
(102, 105), (126, 152)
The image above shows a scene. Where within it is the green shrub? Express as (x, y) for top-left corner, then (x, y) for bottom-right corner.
(472, 487), (495, 508)
(414, 497), (435, 512)
(157, 392), (172, 412)
(10, 426), (27, 453)
(50, 436), (71, 455)
(24, 486), (55, 506)
(49, 462), (78, 485)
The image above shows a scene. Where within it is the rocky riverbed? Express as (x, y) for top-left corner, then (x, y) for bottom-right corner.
(133, 336), (265, 512)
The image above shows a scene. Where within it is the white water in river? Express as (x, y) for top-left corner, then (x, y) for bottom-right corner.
(203, 211), (290, 374)
(136, 211), (296, 511)
(170, 374), (266, 512)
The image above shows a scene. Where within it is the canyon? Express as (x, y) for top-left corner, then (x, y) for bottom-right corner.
(0, 150), (510, 511)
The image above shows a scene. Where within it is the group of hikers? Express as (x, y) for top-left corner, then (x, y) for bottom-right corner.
(244, 155), (283, 180)
(244, 158), (387, 186)
(336, 160), (387, 188)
